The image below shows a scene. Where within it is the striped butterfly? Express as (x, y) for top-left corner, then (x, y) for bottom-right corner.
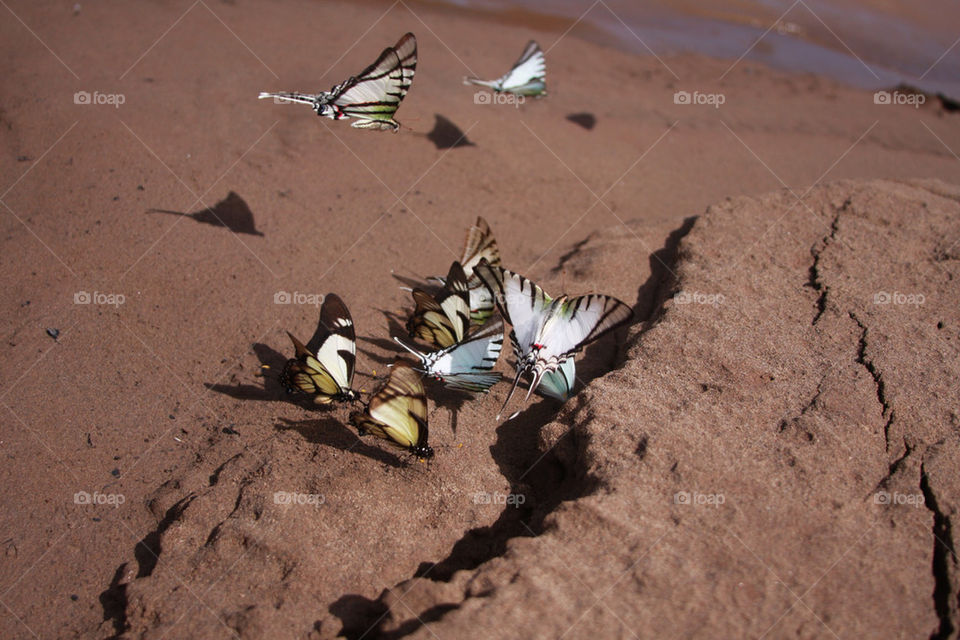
(394, 318), (504, 393)
(464, 40), (546, 96)
(430, 217), (501, 326)
(475, 259), (633, 418)
(279, 294), (358, 404)
(259, 33), (417, 132)
(349, 359), (433, 460)
(406, 261), (471, 349)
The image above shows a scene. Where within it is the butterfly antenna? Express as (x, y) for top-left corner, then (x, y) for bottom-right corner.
(392, 337), (427, 364)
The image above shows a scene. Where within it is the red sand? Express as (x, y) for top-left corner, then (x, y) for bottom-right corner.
(1, 1), (958, 638)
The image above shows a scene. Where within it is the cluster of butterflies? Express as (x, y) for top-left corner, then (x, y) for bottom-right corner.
(278, 218), (634, 462)
(258, 33), (547, 132)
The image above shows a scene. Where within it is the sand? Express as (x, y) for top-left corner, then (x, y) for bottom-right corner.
(1, 1), (958, 638)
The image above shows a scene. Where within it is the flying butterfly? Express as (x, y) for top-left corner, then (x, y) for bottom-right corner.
(464, 40), (546, 97)
(279, 294), (358, 404)
(406, 261), (471, 349)
(259, 33), (417, 132)
(475, 259), (633, 419)
(349, 359), (433, 460)
(394, 318), (503, 393)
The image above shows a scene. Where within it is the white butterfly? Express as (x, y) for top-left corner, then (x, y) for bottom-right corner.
(394, 318), (504, 393)
(464, 40), (546, 96)
(475, 260), (632, 418)
(259, 33), (417, 132)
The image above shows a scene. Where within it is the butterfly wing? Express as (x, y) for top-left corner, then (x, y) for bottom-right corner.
(499, 40), (546, 94)
(525, 294), (633, 396)
(459, 217), (501, 325)
(460, 216), (501, 276)
(536, 356), (575, 401)
(311, 294), (356, 392)
(350, 360), (432, 459)
(332, 32), (416, 131)
(428, 318), (504, 392)
(464, 40), (545, 95)
(280, 333), (344, 404)
(475, 262), (552, 357)
(407, 261), (471, 348)
(537, 294), (634, 362)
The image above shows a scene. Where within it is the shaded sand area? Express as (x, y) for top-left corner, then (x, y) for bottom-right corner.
(1, 1), (958, 638)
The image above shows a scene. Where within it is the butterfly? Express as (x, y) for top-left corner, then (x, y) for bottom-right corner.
(350, 359), (433, 460)
(279, 294), (358, 404)
(536, 356), (576, 402)
(259, 33), (417, 132)
(394, 318), (504, 393)
(429, 217), (501, 326)
(406, 261), (471, 349)
(475, 259), (633, 418)
(464, 40), (546, 96)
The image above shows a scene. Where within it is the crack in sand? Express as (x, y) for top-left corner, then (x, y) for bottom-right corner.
(920, 457), (958, 639)
(849, 312), (896, 452)
(807, 199), (847, 325)
(871, 439), (915, 495)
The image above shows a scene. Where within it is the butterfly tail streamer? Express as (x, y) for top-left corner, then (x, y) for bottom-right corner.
(463, 77), (498, 89)
(257, 91), (318, 106)
(496, 367), (526, 421)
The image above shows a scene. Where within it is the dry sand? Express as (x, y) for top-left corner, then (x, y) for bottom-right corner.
(1, 1), (959, 638)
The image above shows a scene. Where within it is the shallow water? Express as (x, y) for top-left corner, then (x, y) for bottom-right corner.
(445, 0), (960, 98)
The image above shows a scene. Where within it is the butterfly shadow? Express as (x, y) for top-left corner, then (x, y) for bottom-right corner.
(205, 342), (288, 402)
(274, 417), (404, 468)
(423, 114), (476, 150)
(566, 112), (596, 130)
(206, 342), (339, 413)
(354, 308), (410, 368)
(147, 191), (264, 236)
